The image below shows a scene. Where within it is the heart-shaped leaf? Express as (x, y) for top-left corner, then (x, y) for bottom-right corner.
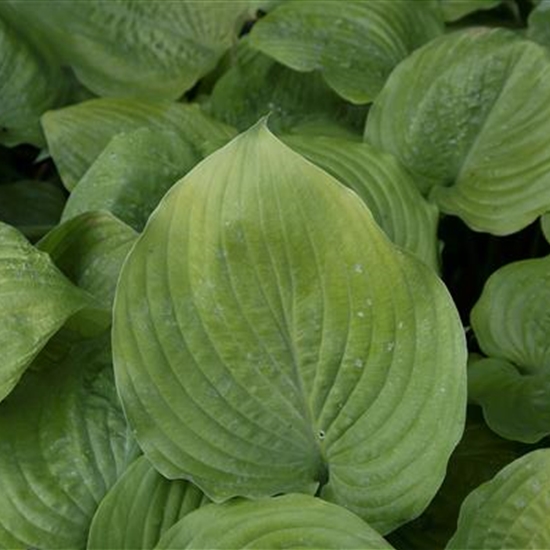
(0, 331), (139, 548)
(366, 28), (550, 235)
(113, 121), (467, 533)
(42, 98), (236, 190)
(155, 494), (395, 549)
(447, 449), (550, 549)
(249, 0), (444, 104)
(87, 455), (209, 550)
(470, 255), (550, 442)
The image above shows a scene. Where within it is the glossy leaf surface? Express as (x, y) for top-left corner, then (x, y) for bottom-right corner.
(113, 122), (467, 533)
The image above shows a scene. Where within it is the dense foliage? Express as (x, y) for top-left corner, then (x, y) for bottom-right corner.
(1, 0), (550, 548)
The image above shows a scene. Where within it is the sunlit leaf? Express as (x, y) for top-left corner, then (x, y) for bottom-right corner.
(366, 28), (550, 235)
(0, 331), (139, 548)
(155, 494), (395, 549)
(87, 455), (209, 550)
(249, 0), (443, 104)
(42, 98), (236, 190)
(113, 122), (467, 533)
(62, 128), (200, 231)
(447, 449), (550, 549)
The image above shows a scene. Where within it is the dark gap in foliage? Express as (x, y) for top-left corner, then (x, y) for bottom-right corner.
(439, 215), (550, 327)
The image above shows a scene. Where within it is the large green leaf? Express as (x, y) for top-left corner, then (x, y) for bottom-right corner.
(0, 180), (66, 241)
(207, 38), (366, 136)
(38, 212), (137, 311)
(470, 255), (550, 442)
(0, 222), (95, 402)
(0, 1), (251, 100)
(87, 455), (209, 550)
(0, 331), (139, 549)
(366, 28), (550, 235)
(388, 408), (527, 550)
(447, 449), (550, 549)
(0, 14), (68, 147)
(155, 494), (394, 549)
(62, 128), (200, 231)
(42, 98), (236, 190)
(248, 0), (443, 104)
(282, 135), (440, 270)
(113, 122), (467, 533)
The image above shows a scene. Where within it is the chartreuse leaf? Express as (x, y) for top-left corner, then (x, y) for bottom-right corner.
(207, 38), (366, 136)
(0, 180), (66, 241)
(62, 128), (200, 231)
(155, 494), (394, 549)
(366, 28), (550, 235)
(440, 0), (503, 21)
(42, 98), (236, 190)
(447, 449), (550, 549)
(248, 0), (443, 104)
(528, 0), (550, 48)
(0, 0), (251, 100)
(0, 331), (139, 549)
(38, 211), (137, 311)
(470, 255), (550, 442)
(0, 14), (68, 147)
(113, 122), (467, 533)
(388, 408), (527, 550)
(0, 222), (95, 402)
(87, 455), (209, 549)
(282, 135), (440, 270)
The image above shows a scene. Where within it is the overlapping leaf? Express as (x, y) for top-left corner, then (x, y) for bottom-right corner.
(248, 0), (444, 104)
(447, 449), (550, 549)
(366, 28), (550, 235)
(38, 212), (137, 310)
(0, 331), (139, 548)
(440, 0), (503, 21)
(62, 128), (200, 231)
(113, 122), (467, 533)
(282, 135), (440, 270)
(87, 455), (209, 550)
(42, 98), (236, 190)
(155, 494), (394, 549)
(0, 14), (68, 146)
(207, 38), (366, 137)
(528, 0), (550, 48)
(0, 222), (95, 402)
(0, 0), (252, 100)
(470, 255), (550, 442)
(388, 409), (527, 550)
